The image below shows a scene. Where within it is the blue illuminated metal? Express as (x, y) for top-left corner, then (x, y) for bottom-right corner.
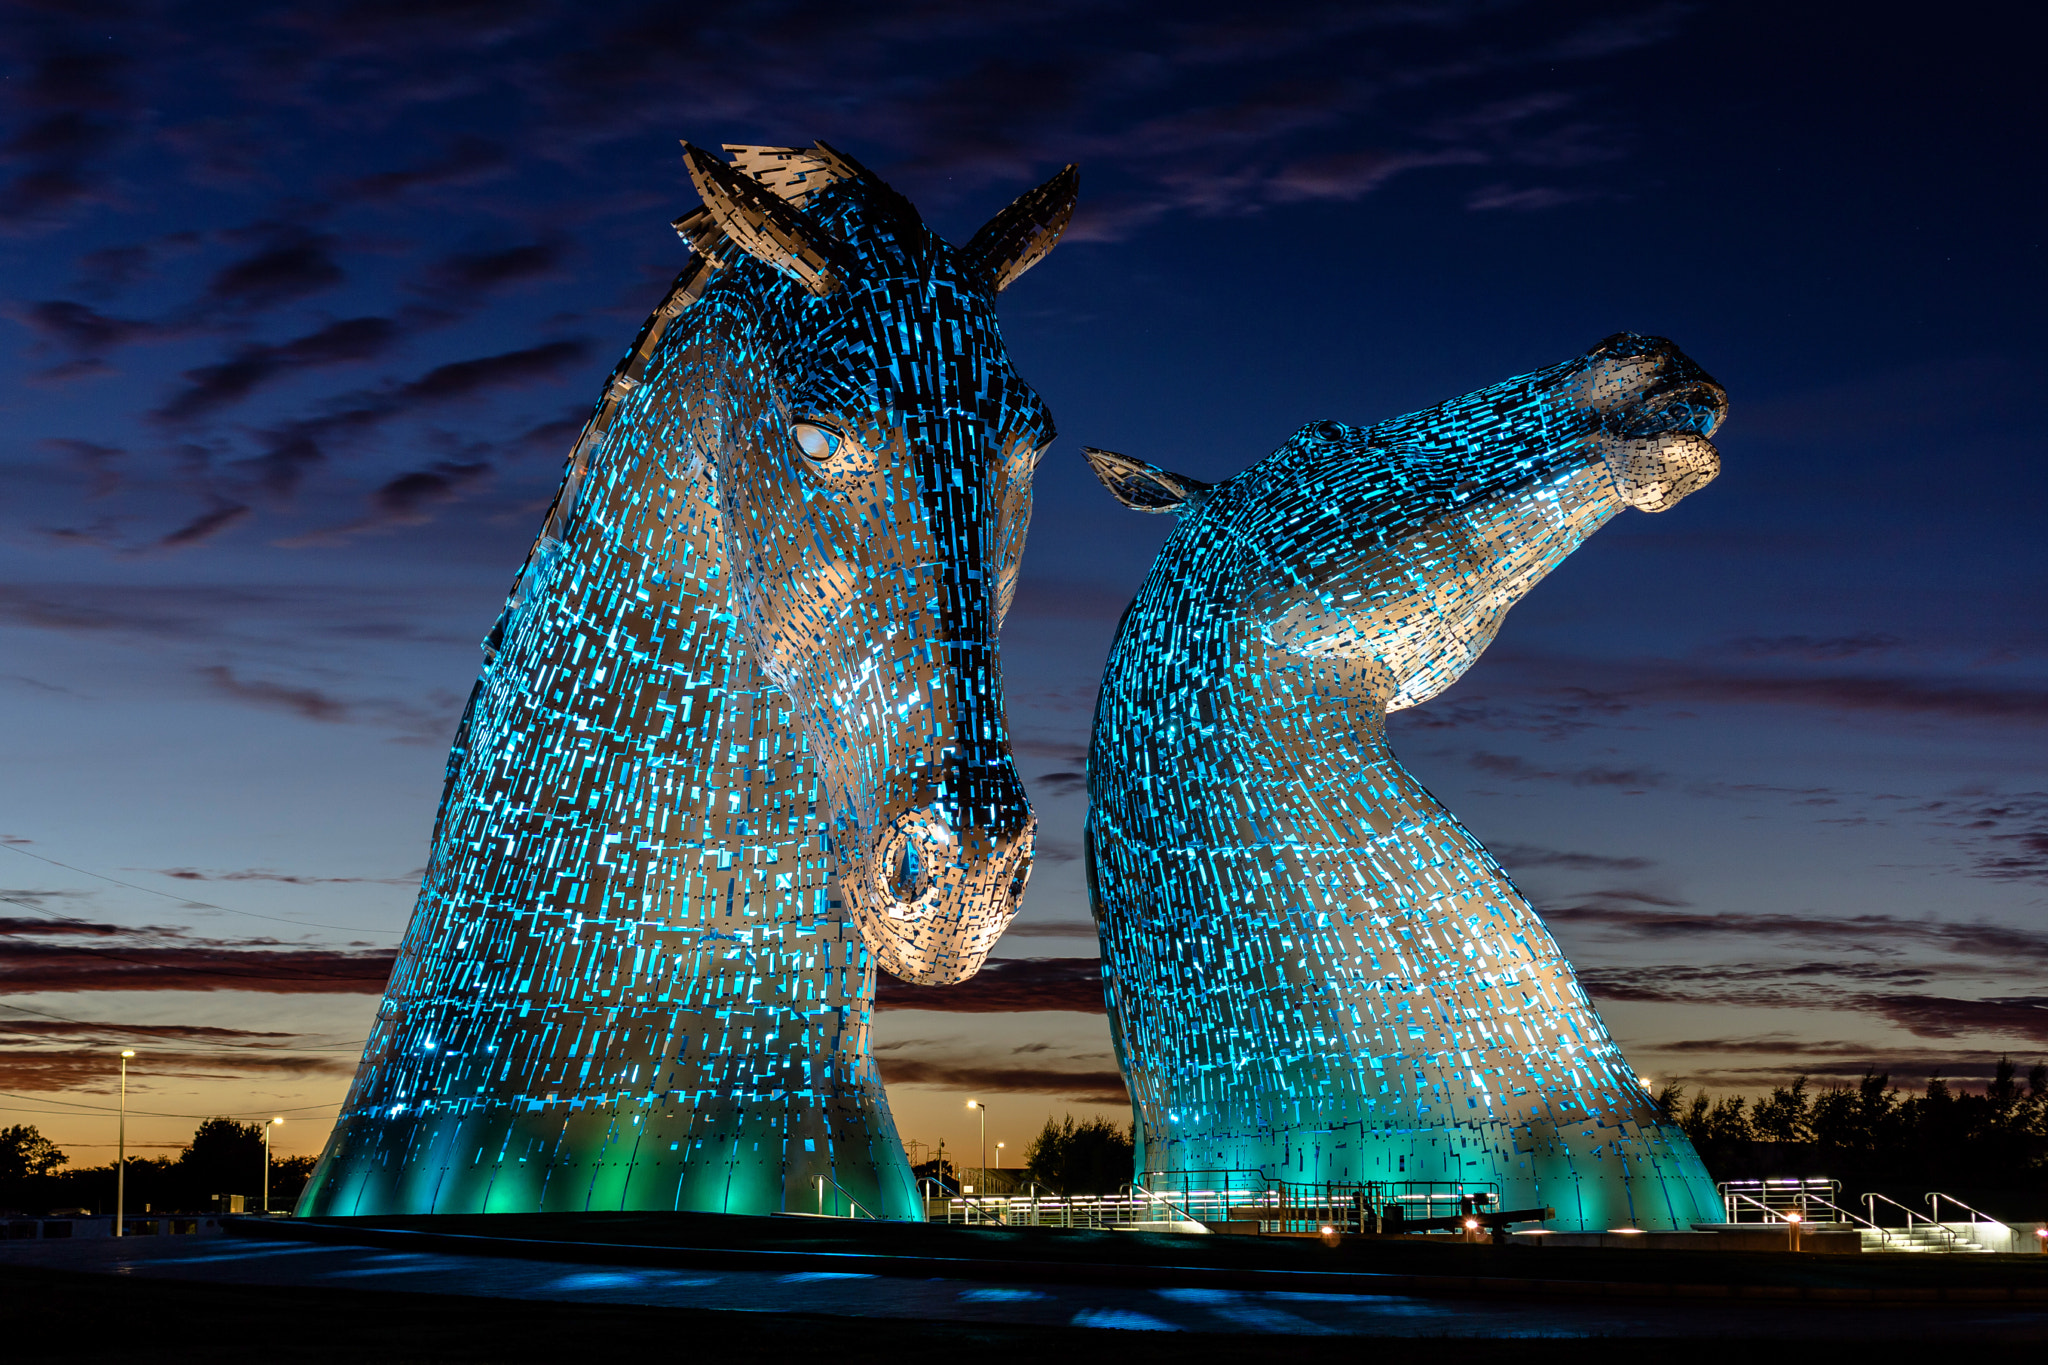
(1083, 334), (1726, 1231)
(299, 143), (1076, 1219)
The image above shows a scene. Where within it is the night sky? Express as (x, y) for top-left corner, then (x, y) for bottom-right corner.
(1, 1), (2042, 1170)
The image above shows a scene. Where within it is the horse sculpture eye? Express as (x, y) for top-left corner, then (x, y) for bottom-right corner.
(792, 422), (840, 462)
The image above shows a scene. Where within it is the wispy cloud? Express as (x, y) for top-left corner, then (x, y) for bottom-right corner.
(0, 918), (396, 995)
(1551, 902), (2048, 964)
(240, 338), (588, 498)
(0, 47), (133, 225)
(1470, 751), (1665, 790)
(876, 1056), (1127, 1102)
(151, 868), (414, 886)
(1490, 843), (1654, 872)
(877, 956), (1104, 1013)
(154, 317), (403, 422)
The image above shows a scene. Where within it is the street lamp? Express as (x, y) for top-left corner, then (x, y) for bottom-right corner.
(262, 1118), (284, 1213)
(966, 1099), (987, 1194)
(115, 1050), (135, 1237)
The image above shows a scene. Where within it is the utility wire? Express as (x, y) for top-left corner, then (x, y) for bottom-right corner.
(0, 1000), (368, 1053)
(0, 1090), (342, 1120)
(0, 892), (396, 984)
(1, 840), (404, 938)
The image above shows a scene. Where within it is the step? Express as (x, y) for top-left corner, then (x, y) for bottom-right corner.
(1858, 1229), (1995, 1253)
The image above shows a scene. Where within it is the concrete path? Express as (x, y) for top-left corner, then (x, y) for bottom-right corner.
(6, 1233), (2048, 1339)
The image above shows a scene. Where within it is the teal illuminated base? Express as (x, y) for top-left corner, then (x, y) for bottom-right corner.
(298, 1085), (919, 1220)
(1140, 1117), (1722, 1232)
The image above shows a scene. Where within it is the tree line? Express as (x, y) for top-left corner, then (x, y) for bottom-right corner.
(1022, 1114), (1135, 1195)
(0, 1119), (316, 1215)
(1655, 1058), (2048, 1207)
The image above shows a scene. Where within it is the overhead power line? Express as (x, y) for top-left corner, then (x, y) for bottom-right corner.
(1, 840), (404, 938)
(0, 1000), (368, 1053)
(0, 1090), (343, 1120)
(0, 891), (397, 984)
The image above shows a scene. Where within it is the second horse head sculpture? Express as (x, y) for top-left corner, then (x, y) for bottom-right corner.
(1083, 333), (1728, 1231)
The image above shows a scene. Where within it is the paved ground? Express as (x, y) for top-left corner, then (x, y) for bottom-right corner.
(6, 1232), (2048, 1341)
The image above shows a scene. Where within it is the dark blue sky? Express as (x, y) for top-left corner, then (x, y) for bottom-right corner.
(1, 1), (2042, 1162)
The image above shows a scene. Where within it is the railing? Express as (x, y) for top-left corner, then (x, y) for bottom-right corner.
(1123, 1180), (1209, 1229)
(1927, 1192), (2004, 1229)
(1927, 1193), (2007, 1251)
(1723, 1190), (1803, 1243)
(921, 1173), (1521, 1234)
(1720, 1187), (1892, 1248)
(920, 1175), (1008, 1226)
(1864, 1191), (1958, 1249)
(924, 1187), (1147, 1228)
(1795, 1191), (1894, 1247)
(810, 1173), (879, 1221)
(1137, 1171), (1506, 1234)
(1717, 1178), (1841, 1223)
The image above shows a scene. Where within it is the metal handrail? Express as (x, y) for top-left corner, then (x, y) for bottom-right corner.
(1927, 1193), (2005, 1228)
(1019, 1181), (1067, 1227)
(1123, 1181), (1208, 1228)
(1722, 1191), (1816, 1249)
(1864, 1192), (1958, 1248)
(1137, 1171), (1502, 1228)
(1725, 1191), (1793, 1221)
(812, 1173), (879, 1221)
(920, 1174), (1007, 1225)
(1788, 1191), (1895, 1247)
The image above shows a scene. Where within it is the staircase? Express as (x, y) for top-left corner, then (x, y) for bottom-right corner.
(1859, 1224), (1990, 1253)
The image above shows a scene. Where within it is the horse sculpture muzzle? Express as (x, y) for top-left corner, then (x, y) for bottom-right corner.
(796, 425), (1040, 987)
(1580, 331), (1727, 511)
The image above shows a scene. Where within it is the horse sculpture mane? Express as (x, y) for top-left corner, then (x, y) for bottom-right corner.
(1083, 334), (1726, 1231)
(299, 143), (1075, 1220)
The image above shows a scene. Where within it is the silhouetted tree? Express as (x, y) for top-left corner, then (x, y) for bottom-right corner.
(1662, 1060), (2048, 1213)
(178, 1117), (266, 1203)
(1024, 1115), (1135, 1195)
(0, 1125), (66, 1182)
(1751, 1076), (1813, 1143)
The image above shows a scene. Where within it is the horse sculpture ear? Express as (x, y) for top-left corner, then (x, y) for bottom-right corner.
(680, 142), (853, 297)
(962, 165), (1079, 293)
(1082, 446), (1211, 514)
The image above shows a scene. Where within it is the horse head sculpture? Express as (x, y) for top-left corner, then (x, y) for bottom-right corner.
(679, 142), (1063, 986)
(299, 144), (1074, 1220)
(1082, 334), (1728, 1231)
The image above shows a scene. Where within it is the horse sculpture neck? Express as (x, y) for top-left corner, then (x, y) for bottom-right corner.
(301, 143), (1077, 1221)
(1085, 336), (1726, 1232)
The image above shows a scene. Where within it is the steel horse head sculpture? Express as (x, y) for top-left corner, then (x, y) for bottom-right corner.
(1083, 334), (1726, 1231)
(300, 143), (1075, 1220)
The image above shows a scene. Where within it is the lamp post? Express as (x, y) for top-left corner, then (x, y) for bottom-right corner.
(115, 1050), (135, 1236)
(262, 1118), (284, 1214)
(966, 1099), (987, 1194)
(996, 1141), (1005, 1191)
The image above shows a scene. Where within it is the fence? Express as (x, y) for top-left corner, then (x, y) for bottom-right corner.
(921, 1172), (1507, 1232)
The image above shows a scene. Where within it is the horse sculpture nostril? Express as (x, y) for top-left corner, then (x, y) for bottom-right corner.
(874, 807), (954, 910)
(1601, 431), (1720, 513)
(852, 800), (1035, 981)
(887, 839), (931, 902)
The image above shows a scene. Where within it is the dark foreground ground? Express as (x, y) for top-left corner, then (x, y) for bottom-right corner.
(3, 1214), (2043, 1359)
(262, 1207), (2048, 1297)
(0, 1262), (1848, 1365)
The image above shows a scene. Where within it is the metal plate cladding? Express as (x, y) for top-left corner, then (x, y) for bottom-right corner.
(1085, 334), (1728, 1232)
